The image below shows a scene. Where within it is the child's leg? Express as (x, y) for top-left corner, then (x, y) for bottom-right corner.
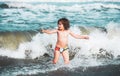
(62, 50), (69, 64)
(53, 51), (60, 64)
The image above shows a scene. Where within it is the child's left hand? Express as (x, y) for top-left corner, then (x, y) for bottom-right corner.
(39, 29), (44, 34)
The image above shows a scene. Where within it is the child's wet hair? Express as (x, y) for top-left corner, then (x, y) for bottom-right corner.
(58, 18), (70, 30)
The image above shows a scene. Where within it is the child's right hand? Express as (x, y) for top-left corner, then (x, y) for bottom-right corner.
(40, 29), (44, 33)
(84, 36), (89, 39)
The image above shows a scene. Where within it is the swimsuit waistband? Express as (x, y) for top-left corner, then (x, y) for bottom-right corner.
(55, 46), (69, 53)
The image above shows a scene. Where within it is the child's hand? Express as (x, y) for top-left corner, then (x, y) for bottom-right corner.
(41, 30), (44, 33)
(40, 29), (44, 33)
(84, 35), (89, 39)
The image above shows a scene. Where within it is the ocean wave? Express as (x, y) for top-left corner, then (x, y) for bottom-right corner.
(0, 3), (9, 8)
(0, 2), (120, 10)
(0, 24), (119, 59)
(0, 24), (120, 75)
(0, 2), (119, 32)
(1, 0), (120, 2)
(0, 3), (31, 8)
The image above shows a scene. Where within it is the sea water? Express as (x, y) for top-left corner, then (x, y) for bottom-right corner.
(0, 0), (120, 76)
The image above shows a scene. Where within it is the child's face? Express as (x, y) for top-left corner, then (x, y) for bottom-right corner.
(58, 21), (64, 30)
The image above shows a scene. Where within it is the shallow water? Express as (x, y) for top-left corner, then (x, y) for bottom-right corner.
(0, 56), (120, 76)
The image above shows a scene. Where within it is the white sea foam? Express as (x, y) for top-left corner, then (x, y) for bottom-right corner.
(0, 22), (120, 60)
(0, 33), (47, 59)
(0, 23), (119, 60)
(1, 0), (120, 2)
(2, 2), (120, 11)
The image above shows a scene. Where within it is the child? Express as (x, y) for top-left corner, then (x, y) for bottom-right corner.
(42, 18), (89, 64)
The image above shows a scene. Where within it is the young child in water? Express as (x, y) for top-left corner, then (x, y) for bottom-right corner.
(42, 18), (89, 64)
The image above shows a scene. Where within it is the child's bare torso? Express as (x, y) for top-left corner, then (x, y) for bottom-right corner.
(56, 30), (69, 48)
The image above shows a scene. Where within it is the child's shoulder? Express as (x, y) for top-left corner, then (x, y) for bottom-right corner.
(67, 29), (71, 32)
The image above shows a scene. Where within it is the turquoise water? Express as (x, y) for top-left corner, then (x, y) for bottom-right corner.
(0, 2), (120, 31)
(0, 1), (120, 76)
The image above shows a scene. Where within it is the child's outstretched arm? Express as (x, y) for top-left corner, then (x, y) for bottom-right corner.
(41, 29), (57, 34)
(69, 30), (89, 39)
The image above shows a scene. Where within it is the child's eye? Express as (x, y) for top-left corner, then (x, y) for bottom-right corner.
(60, 23), (62, 25)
